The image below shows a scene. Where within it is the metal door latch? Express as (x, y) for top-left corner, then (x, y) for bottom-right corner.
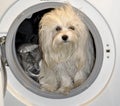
(0, 36), (7, 97)
(0, 36), (6, 45)
(0, 36), (7, 65)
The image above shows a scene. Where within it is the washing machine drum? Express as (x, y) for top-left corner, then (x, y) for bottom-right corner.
(0, 1), (115, 106)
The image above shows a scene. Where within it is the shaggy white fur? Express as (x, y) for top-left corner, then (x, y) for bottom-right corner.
(38, 4), (94, 94)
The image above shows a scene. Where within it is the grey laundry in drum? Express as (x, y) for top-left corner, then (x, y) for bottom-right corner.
(17, 44), (41, 82)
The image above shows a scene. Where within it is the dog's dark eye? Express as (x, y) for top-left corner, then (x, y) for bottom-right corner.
(56, 26), (62, 31)
(68, 26), (75, 30)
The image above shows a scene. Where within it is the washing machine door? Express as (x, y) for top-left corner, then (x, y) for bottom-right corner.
(0, 0), (116, 106)
(0, 36), (7, 106)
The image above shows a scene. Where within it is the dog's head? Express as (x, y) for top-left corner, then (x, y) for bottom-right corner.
(39, 4), (88, 63)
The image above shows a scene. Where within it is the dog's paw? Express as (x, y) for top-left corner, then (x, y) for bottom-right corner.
(74, 79), (83, 88)
(74, 71), (87, 88)
(40, 81), (57, 92)
(57, 87), (72, 95)
(39, 77), (58, 92)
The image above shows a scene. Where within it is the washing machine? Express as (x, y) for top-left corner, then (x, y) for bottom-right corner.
(0, 0), (120, 106)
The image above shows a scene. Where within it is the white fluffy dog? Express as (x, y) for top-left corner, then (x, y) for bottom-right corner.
(38, 4), (94, 94)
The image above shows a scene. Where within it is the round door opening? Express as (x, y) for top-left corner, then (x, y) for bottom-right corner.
(5, 2), (103, 99)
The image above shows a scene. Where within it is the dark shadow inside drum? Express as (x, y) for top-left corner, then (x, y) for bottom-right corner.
(15, 9), (54, 82)
(10, 4), (103, 99)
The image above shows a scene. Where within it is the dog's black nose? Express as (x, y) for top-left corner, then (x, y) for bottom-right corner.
(62, 35), (68, 41)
